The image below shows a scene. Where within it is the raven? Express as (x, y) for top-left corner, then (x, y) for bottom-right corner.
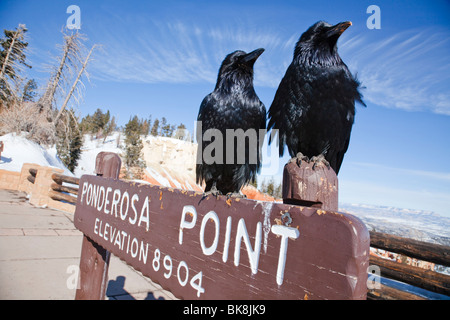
(196, 48), (266, 196)
(267, 21), (365, 174)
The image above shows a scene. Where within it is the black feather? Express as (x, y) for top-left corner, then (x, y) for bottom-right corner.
(196, 49), (266, 194)
(268, 21), (365, 174)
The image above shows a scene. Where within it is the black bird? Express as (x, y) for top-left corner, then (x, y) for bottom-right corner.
(267, 21), (365, 174)
(196, 48), (266, 196)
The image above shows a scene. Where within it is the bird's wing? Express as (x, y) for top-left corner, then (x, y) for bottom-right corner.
(196, 93), (218, 185)
(197, 94), (213, 122)
(267, 64), (305, 157)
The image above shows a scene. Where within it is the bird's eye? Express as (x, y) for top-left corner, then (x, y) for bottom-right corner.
(233, 55), (243, 63)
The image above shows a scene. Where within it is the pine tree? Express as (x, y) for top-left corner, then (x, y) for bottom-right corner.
(140, 116), (151, 136)
(103, 115), (116, 142)
(150, 118), (159, 136)
(274, 183), (282, 199)
(55, 108), (82, 173)
(266, 177), (275, 196)
(173, 123), (190, 140)
(123, 115), (145, 179)
(160, 117), (168, 136)
(21, 79), (37, 102)
(0, 24), (31, 106)
(79, 114), (93, 134)
(80, 108), (115, 140)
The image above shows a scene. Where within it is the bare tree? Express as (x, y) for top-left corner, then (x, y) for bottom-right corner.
(54, 44), (96, 123)
(1, 27), (98, 149)
(38, 30), (86, 116)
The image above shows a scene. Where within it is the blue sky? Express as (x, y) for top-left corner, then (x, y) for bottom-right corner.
(1, 0), (450, 217)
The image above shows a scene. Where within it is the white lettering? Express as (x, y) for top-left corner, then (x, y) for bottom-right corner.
(111, 189), (121, 217)
(271, 225), (300, 285)
(91, 184), (99, 208)
(234, 219), (262, 274)
(86, 184), (92, 205)
(109, 225), (116, 244)
(138, 196), (150, 231)
(200, 211), (220, 256)
(177, 261), (189, 286)
(80, 182), (88, 203)
(94, 217), (99, 234)
(114, 229), (122, 248)
(104, 187), (112, 214)
(120, 191), (130, 220)
(104, 222), (109, 241)
(179, 205), (197, 245)
(140, 242), (148, 264)
(129, 194), (139, 224)
(130, 238), (139, 258)
(222, 216), (232, 263)
(96, 186), (105, 211)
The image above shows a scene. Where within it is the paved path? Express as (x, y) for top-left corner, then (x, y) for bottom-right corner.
(0, 189), (177, 300)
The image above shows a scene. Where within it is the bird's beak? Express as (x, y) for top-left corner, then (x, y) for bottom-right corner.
(327, 21), (352, 38)
(242, 48), (265, 64)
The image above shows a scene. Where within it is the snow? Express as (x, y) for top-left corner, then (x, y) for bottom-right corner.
(0, 131), (202, 192)
(0, 132), (72, 176)
(146, 166), (172, 187)
(0, 132), (123, 177)
(73, 133), (122, 177)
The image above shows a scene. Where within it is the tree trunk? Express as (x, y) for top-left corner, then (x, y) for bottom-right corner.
(54, 45), (95, 124)
(39, 34), (75, 111)
(0, 26), (22, 77)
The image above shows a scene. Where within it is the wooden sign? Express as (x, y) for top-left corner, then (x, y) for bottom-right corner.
(74, 174), (369, 300)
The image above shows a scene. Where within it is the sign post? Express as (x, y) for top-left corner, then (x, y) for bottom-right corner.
(74, 158), (369, 300)
(75, 152), (121, 300)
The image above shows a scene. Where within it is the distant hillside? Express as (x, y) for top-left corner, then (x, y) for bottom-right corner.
(340, 203), (450, 246)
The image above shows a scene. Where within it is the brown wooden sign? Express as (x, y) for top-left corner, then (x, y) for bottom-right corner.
(74, 174), (369, 300)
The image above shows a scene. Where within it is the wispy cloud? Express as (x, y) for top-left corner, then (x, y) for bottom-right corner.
(90, 18), (450, 116)
(349, 162), (450, 182)
(340, 27), (450, 116)
(90, 20), (290, 87)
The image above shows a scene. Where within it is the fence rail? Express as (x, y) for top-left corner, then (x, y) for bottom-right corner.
(26, 165), (450, 300)
(48, 173), (79, 204)
(27, 169), (79, 204)
(367, 231), (450, 300)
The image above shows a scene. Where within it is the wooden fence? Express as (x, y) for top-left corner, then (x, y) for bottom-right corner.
(368, 231), (450, 300)
(25, 154), (450, 300)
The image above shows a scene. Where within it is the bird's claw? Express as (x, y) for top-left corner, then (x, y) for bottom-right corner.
(226, 192), (247, 200)
(202, 186), (222, 198)
(310, 154), (331, 170)
(289, 152), (310, 167)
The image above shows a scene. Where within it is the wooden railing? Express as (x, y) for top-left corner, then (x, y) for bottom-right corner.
(26, 165), (450, 300)
(368, 231), (450, 300)
(27, 168), (79, 205)
(49, 173), (79, 204)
